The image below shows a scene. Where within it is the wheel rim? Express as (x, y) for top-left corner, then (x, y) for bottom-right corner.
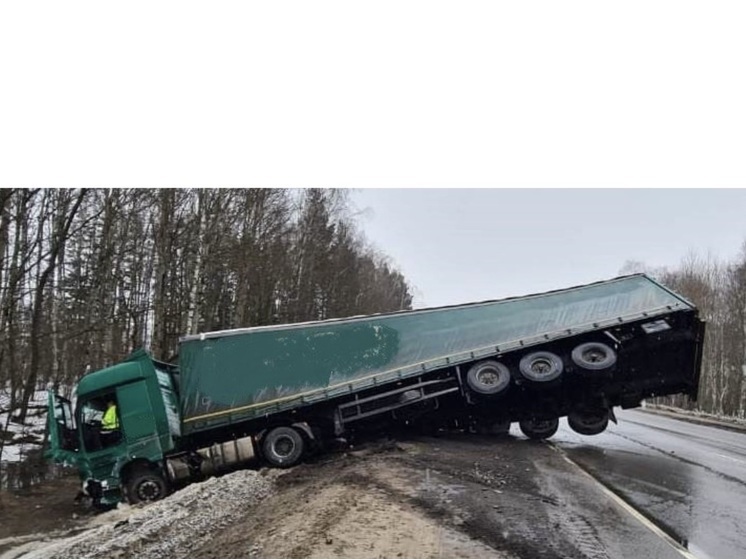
(477, 368), (500, 386)
(138, 480), (162, 501)
(273, 435), (296, 458)
(582, 348), (607, 364)
(529, 358), (553, 377)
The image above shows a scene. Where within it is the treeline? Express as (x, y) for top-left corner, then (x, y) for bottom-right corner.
(0, 188), (412, 422)
(622, 251), (746, 419)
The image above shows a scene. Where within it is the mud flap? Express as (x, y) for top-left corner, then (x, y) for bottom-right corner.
(292, 421), (315, 441)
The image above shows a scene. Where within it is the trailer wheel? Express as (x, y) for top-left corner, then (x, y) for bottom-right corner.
(571, 342), (617, 373)
(262, 426), (305, 468)
(519, 417), (559, 440)
(518, 352), (563, 384)
(466, 360), (511, 395)
(568, 410), (610, 435)
(126, 470), (168, 504)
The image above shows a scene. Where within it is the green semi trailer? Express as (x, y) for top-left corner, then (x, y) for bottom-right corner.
(46, 274), (704, 506)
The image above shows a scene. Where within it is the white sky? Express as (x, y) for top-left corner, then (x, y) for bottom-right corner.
(1, 2), (744, 189)
(1, 0), (744, 309)
(352, 189), (746, 308)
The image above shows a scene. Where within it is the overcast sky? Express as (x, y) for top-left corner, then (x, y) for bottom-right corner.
(352, 189), (746, 308)
(1, 2), (744, 310)
(2, 2), (743, 305)
(2, 2), (744, 188)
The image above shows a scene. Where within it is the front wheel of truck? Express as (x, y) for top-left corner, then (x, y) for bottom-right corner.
(262, 426), (305, 468)
(127, 470), (168, 504)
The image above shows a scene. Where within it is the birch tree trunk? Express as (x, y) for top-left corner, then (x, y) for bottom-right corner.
(17, 189), (87, 423)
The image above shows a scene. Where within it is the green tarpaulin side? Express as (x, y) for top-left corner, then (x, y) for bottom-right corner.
(178, 274), (691, 432)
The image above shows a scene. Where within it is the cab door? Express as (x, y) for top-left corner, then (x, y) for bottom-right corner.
(117, 381), (160, 446)
(46, 391), (79, 463)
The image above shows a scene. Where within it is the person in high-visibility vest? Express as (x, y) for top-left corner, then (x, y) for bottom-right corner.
(102, 400), (119, 431)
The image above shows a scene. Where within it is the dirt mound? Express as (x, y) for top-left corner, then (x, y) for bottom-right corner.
(198, 446), (504, 559)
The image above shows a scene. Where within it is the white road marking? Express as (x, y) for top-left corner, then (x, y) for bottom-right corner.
(714, 453), (746, 466)
(550, 443), (701, 559)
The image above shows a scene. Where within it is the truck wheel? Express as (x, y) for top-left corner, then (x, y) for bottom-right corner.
(571, 342), (617, 373)
(127, 470), (168, 504)
(519, 417), (559, 440)
(519, 352), (563, 384)
(262, 426), (305, 468)
(568, 410), (610, 435)
(466, 360), (511, 395)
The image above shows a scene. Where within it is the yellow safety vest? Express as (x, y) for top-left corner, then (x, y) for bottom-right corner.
(102, 405), (119, 430)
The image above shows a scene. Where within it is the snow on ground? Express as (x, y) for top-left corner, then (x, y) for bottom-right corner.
(643, 402), (746, 430)
(0, 388), (48, 463)
(0, 469), (274, 559)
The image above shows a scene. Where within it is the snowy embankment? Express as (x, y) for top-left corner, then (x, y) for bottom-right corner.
(0, 469), (274, 559)
(642, 401), (746, 431)
(0, 388), (48, 463)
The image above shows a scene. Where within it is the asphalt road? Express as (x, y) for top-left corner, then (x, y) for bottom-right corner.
(551, 408), (746, 559)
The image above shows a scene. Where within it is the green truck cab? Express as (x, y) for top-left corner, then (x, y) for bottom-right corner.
(47, 351), (179, 505)
(47, 275), (705, 506)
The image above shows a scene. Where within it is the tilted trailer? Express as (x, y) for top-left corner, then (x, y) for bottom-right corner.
(47, 274), (704, 505)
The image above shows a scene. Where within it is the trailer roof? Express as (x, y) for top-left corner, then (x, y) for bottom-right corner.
(180, 274), (693, 343)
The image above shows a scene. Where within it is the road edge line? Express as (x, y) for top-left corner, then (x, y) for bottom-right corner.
(548, 443), (700, 559)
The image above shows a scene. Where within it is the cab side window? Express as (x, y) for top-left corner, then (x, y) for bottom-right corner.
(80, 394), (121, 451)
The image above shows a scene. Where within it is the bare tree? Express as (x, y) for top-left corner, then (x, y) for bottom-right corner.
(0, 188), (415, 430)
(17, 189), (88, 423)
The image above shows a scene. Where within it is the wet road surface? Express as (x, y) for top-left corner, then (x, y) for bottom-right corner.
(551, 409), (746, 559)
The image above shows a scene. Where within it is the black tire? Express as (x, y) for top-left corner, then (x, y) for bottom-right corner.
(262, 426), (305, 468)
(571, 342), (617, 373)
(466, 360), (511, 395)
(519, 351), (563, 384)
(519, 417), (559, 440)
(126, 470), (168, 504)
(568, 410), (610, 435)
